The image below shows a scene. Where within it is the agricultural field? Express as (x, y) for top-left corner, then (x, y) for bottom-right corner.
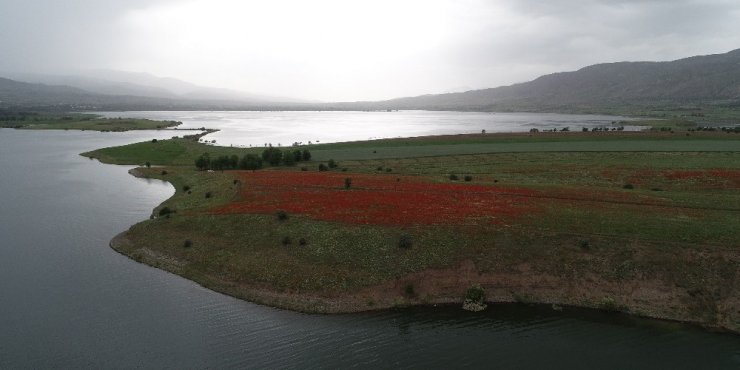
(101, 131), (740, 332)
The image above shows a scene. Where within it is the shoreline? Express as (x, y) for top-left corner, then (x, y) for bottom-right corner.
(109, 230), (740, 334)
(109, 137), (740, 335)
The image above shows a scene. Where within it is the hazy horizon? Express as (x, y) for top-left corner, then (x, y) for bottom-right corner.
(3, 0), (740, 102)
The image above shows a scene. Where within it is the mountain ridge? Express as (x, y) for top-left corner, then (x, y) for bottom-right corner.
(2, 48), (740, 112)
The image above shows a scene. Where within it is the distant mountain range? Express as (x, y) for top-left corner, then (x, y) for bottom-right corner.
(0, 70), (308, 110)
(2, 49), (740, 112)
(330, 48), (740, 112)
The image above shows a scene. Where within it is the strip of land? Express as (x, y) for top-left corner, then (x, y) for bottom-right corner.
(87, 130), (740, 333)
(0, 112), (182, 131)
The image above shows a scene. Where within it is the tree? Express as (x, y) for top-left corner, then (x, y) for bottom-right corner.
(211, 155), (231, 171)
(283, 152), (296, 166)
(262, 147), (283, 166)
(195, 153), (211, 170)
(328, 159), (338, 168)
(239, 154), (262, 170)
(229, 155), (239, 169)
(302, 149), (312, 161)
(292, 149), (303, 162)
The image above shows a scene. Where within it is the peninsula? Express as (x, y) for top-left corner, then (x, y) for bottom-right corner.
(83, 127), (740, 333)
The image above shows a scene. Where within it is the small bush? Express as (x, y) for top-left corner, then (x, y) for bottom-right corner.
(449, 174), (459, 181)
(328, 159), (338, 168)
(299, 238), (307, 246)
(464, 175), (472, 182)
(281, 236), (292, 246)
(376, 166), (383, 171)
(276, 209), (289, 221)
(579, 239), (590, 251)
(318, 163), (328, 171)
(464, 284), (486, 302)
(301, 166), (308, 171)
(161, 170), (168, 175)
(385, 168), (392, 173)
(151, 139), (158, 143)
(145, 161), (151, 168)
(344, 177), (352, 189)
(205, 191), (212, 199)
(463, 284), (487, 312)
(398, 233), (413, 249)
(183, 239), (193, 248)
(233, 179), (239, 185)
(623, 183), (634, 189)
(404, 283), (416, 297)
(158, 207), (173, 217)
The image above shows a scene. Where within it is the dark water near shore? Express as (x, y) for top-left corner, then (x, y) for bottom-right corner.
(0, 128), (738, 369)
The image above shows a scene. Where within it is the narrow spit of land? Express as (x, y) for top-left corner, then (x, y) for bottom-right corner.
(0, 112), (183, 131)
(84, 130), (740, 333)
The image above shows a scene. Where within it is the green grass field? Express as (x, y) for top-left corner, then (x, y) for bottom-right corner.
(0, 112), (182, 131)
(101, 131), (740, 330)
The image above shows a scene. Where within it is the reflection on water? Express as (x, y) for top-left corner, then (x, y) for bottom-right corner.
(0, 128), (737, 369)
(96, 110), (641, 147)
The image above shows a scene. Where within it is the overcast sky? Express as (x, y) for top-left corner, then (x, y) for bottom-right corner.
(2, 0), (740, 101)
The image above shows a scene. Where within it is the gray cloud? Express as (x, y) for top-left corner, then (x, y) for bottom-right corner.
(2, 0), (739, 101)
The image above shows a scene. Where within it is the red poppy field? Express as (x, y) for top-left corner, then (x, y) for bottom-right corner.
(210, 171), (541, 226)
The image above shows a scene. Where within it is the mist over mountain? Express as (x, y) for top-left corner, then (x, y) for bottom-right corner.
(329, 48), (740, 112)
(1, 70), (309, 109)
(2, 49), (739, 112)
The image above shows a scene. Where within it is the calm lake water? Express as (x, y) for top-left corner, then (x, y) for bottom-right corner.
(1, 125), (739, 369)
(96, 110), (642, 147)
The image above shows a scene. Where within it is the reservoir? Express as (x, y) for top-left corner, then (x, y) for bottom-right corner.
(96, 110), (643, 147)
(0, 117), (738, 368)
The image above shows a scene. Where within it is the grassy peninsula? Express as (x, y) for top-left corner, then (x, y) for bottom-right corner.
(0, 111), (182, 131)
(85, 130), (740, 332)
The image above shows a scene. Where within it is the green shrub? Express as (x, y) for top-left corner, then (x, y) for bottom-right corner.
(579, 239), (590, 251)
(404, 283), (416, 297)
(464, 284), (486, 303)
(623, 183), (634, 189)
(158, 207), (173, 217)
(328, 159), (338, 168)
(183, 239), (193, 248)
(398, 233), (413, 249)
(261, 147), (283, 166)
(239, 154), (263, 170)
(318, 163), (328, 171)
(183, 185), (191, 192)
(344, 177), (352, 189)
(302, 149), (312, 161)
(462, 284), (487, 312)
(281, 236), (292, 246)
(195, 153), (211, 170)
(276, 209), (289, 221)
(161, 170), (168, 175)
(145, 161), (151, 168)
(449, 174), (459, 181)
(299, 238), (307, 246)
(205, 191), (212, 199)
(464, 175), (472, 182)
(385, 168), (392, 173)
